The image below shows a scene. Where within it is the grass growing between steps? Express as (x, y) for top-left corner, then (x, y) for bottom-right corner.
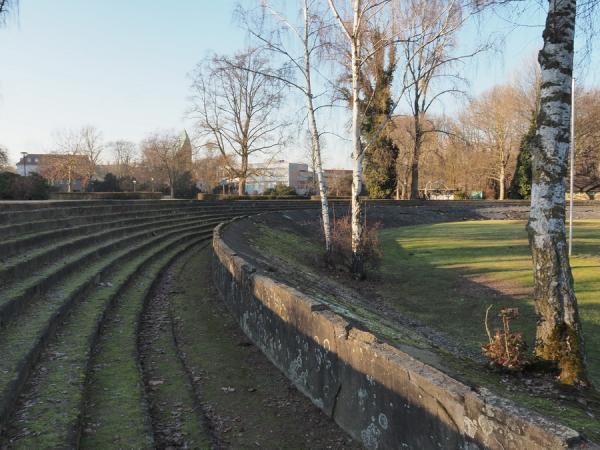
(138, 247), (212, 449)
(1, 235), (204, 448)
(80, 240), (204, 449)
(251, 221), (600, 442)
(170, 248), (358, 449)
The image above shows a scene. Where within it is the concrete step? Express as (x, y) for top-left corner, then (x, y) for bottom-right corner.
(1, 233), (209, 449)
(0, 222), (216, 428)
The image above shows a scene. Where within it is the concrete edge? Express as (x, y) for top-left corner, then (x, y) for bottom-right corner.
(212, 218), (597, 450)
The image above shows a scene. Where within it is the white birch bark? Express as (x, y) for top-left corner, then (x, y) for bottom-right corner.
(303, 0), (332, 256)
(350, 0), (366, 277)
(527, 0), (588, 385)
(328, 0), (367, 276)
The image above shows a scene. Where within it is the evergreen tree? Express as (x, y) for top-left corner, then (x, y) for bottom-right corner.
(360, 30), (399, 199)
(508, 116), (536, 199)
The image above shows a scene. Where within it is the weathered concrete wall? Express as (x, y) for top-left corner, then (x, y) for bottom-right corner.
(212, 223), (592, 450)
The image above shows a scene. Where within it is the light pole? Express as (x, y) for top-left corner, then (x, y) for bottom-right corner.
(569, 77), (575, 256)
(151, 177), (154, 193)
(133, 179), (137, 192)
(21, 152), (28, 176)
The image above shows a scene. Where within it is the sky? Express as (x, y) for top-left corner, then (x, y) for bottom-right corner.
(0, 1), (598, 169)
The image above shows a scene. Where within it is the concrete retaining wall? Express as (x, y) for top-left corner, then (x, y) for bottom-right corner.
(212, 222), (592, 450)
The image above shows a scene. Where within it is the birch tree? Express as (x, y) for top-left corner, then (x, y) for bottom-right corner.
(527, 0), (589, 385)
(190, 48), (287, 196)
(239, 0), (334, 257)
(328, 0), (390, 278)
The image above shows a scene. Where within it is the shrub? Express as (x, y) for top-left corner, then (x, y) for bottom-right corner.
(481, 306), (529, 370)
(263, 184), (297, 196)
(174, 171), (200, 199)
(89, 173), (121, 192)
(329, 213), (382, 272)
(0, 172), (52, 200)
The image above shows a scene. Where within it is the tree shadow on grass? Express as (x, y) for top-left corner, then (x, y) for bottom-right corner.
(376, 230), (600, 389)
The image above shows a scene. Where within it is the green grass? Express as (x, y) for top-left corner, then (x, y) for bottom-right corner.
(378, 219), (600, 387)
(250, 220), (600, 441)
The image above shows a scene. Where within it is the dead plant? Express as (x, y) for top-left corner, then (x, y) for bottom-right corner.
(482, 306), (530, 370)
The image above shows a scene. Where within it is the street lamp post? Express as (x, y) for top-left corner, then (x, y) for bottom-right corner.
(133, 179), (137, 192)
(21, 152), (28, 176)
(569, 77), (576, 256)
(151, 177), (154, 193)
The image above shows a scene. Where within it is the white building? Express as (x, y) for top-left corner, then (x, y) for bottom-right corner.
(245, 160), (315, 195)
(16, 154), (43, 176)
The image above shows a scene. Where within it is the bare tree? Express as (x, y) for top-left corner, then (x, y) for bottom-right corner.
(527, 0), (590, 386)
(80, 126), (104, 187)
(190, 48), (288, 196)
(465, 85), (528, 199)
(573, 87), (600, 193)
(193, 149), (231, 193)
(141, 131), (188, 198)
(238, 0), (334, 256)
(398, 0), (481, 199)
(108, 140), (137, 178)
(51, 129), (88, 192)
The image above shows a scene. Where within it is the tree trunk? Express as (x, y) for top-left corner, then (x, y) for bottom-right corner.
(239, 154), (248, 195)
(350, 0), (365, 278)
(527, 0), (588, 386)
(410, 153), (420, 199)
(499, 162), (505, 200)
(410, 117), (422, 200)
(304, 0), (332, 258)
(68, 166), (72, 193)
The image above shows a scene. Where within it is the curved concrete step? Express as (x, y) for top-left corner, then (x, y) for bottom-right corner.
(0, 222), (219, 427)
(0, 209), (238, 283)
(1, 233), (210, 449)
(0, 216), (226, 327)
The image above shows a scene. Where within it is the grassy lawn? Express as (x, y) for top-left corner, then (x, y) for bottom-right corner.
(378, 220), (600, 387)
(250, 219), (600, 439)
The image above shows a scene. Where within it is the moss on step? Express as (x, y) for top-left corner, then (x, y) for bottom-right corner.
(79, 239), (206, 449)
(138, 246), (213, 449)
(2, 233), (208, 448)
(170, 247), (359, 449)
(0, 223), (214, 426)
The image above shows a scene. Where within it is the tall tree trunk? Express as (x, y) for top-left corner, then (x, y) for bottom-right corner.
(304, 0), (332, 258)
(527, 0), (588, 386)
(239, 154), (248, 195)
(350, 0), (365, 278)
(499, 162), (505, 200)
(410, 114), (422, 200)
(410, 147), (420, 199)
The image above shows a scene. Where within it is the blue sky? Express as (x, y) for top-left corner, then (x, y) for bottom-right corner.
(0, 1), (597, 169)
